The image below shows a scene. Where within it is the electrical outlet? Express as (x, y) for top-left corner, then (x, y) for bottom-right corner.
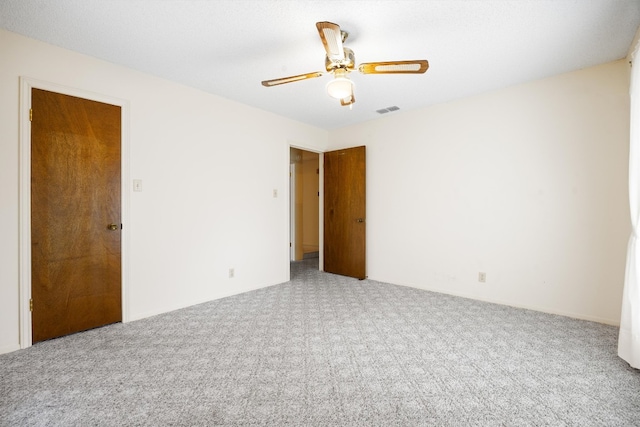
(478, 272), (486, 283)
(229, 268), (234, 278)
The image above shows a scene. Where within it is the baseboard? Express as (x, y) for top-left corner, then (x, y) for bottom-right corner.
(127, 281), (284, 323)
(0, 343), (21, 355)
(386, 281), (621, 327)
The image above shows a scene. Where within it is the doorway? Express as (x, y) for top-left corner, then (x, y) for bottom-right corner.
(289, 148), (320, 264)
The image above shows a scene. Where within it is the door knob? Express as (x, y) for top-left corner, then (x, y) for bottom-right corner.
(356, 218), (365, 223)
(107, 224), (119, 231)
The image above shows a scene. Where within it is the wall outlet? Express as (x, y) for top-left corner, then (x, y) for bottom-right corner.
(229, 268), (234, 278)
(478, 272), (486, 283)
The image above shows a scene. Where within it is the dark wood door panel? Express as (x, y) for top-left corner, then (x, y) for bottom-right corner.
(324, 146), (366, 279)
(31, 88), (122, 343)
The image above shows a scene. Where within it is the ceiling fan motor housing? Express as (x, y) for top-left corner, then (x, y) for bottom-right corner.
(325, 47), (355, 72)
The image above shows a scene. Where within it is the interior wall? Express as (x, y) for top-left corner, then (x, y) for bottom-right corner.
(0, 29), (631, 354)
(328, 60), (631, 325)
(0, 29), (328, 354)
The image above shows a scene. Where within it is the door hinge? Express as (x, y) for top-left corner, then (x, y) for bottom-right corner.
(29, 108), (33, 122)
(29, 298), (33, 312)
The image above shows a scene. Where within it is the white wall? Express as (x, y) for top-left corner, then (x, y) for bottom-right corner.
(0, 29), (328, 353)
(0, 29), (631, 354)
(329, 60), (631, 325)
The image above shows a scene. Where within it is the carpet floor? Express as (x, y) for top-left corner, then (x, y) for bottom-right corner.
(1, 259), (639, 426)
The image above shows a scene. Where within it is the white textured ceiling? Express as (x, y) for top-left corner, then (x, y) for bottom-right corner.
(1, 0), (639, 130)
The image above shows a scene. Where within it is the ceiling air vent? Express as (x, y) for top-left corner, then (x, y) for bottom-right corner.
(376, 106), (400, 114)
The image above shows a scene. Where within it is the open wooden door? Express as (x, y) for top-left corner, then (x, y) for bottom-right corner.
(324, 146), (366, 279)
(31, 88), (122, 343)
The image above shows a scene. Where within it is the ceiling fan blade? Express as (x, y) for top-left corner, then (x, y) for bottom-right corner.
(261, 72), (323, 87)
(316, 21), (345, 61)
(358, 60), (429, 74)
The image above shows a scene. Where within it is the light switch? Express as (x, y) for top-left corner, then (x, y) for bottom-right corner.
(133, 179), (142, 192)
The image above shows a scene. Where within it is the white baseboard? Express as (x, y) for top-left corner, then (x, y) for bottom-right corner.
(0, 343), (21, 355)
(389, 281), (621, 327)
(127, 281), (281, 323)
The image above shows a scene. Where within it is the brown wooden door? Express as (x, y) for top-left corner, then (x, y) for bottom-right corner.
(324, 146), (366, 279)
(31, 88), (122, 343)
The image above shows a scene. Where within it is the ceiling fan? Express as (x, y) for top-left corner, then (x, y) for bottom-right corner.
(261, 21), (429, 107)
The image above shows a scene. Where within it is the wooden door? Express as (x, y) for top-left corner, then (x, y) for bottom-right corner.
(31, 88), (122, 343)
(324, 146), (366, 279)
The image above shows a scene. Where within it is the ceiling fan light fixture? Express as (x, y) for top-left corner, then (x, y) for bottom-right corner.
(326, 75), (354, 100)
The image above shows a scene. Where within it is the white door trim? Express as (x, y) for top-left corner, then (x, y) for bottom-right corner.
(289, 163), (296, 261)
(18, 77), (131, 349)
(288, 144), (324, 271)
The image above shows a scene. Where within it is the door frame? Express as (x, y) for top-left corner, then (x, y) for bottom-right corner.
(18, 77), (131, 349)
(288, 144), (324, 274)
(289, 162), (296, 261)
